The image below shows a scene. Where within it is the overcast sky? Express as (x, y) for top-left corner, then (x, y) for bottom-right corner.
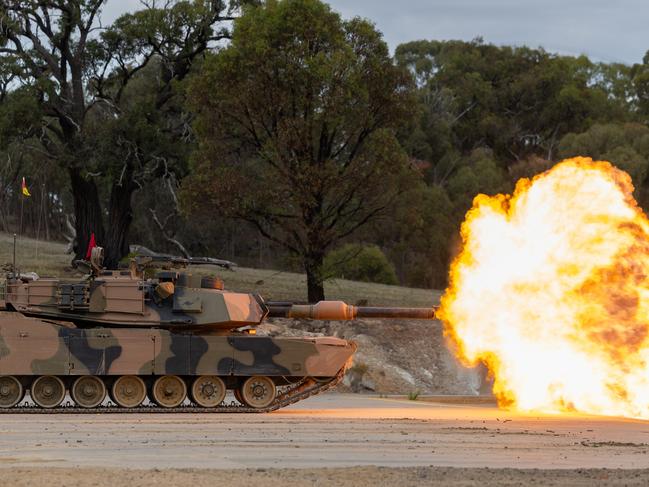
(103, 1), (648, 65)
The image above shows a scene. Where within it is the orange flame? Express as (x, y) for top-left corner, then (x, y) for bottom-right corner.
(439, 157), (649, 419)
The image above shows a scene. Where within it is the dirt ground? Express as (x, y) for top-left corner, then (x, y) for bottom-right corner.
(3, 466), (649, 487)
(1, 394), (649, 485)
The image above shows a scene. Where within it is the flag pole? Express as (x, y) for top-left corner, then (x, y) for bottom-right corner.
(12, 233), (16, 279)
(19, 191), (24, 238)
(18, 177), (30, 275)
(18, 191), (24, 277)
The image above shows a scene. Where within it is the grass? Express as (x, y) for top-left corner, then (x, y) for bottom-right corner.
(407, 390), (421, 401)
(0, 233), (72, 277)
(0, 232), (441, 306)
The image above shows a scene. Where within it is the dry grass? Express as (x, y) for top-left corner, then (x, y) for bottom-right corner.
(0, 233), (74, 277)
(0, 232), (440, 306)
(217, 266), (439, 306)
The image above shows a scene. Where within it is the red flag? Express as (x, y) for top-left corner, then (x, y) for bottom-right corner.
(85, 233), (96, 260)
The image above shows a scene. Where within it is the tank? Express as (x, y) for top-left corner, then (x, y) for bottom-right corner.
(0, 248), (437, 412)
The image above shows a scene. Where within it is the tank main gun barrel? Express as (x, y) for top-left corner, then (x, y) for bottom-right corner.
(266, 300), (437, 320)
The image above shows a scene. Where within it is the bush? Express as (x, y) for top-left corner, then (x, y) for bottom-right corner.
(408, 390), (420, 401)
(324, 244), (399, 285)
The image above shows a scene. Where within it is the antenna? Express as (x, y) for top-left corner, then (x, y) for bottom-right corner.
(12, 233), (16, 279)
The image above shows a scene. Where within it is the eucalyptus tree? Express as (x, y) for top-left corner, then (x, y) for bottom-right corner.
(0, 0), (242, 265)
(184, 0), (417, 301)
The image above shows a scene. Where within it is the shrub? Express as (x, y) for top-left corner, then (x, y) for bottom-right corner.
(408, 390), (420, 401)
(324, 244), (399, 285)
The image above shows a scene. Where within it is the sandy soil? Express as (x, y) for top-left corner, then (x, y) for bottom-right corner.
(2, 466), (649, 487)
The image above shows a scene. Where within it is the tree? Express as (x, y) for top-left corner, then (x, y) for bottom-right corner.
(631, 51), (649, 122)
(365, 148), (507, 289)
(0, 0), (241, 266)
(559, 123), (649, 206)
(323, 244), (398, 285)
(395, 39), (616, 165)
(383, 39), (635, 289)
(182, 0), (417, 301)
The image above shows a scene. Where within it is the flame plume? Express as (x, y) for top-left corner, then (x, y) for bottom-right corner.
(439, 157), (649, 419)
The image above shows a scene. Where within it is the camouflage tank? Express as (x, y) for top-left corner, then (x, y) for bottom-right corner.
(0, 248), (436, 412)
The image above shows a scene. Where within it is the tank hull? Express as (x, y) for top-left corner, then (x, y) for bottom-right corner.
(0, 312), (356, 411)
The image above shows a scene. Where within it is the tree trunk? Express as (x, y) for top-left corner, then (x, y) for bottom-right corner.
(103, 176), (137, 269)
(305, 251), (326, 303)
(69, 168), (105, 263)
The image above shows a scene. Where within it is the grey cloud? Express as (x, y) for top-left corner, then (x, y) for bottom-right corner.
(101, 0), (648, 64)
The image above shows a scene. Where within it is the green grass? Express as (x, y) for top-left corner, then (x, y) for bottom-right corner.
(0, 232), (440, 307)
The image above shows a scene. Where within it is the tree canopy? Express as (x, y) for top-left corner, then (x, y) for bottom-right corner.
(181, 0), (417, 301)
(0, 0), (242, 266)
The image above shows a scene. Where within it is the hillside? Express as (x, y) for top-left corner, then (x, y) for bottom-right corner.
(0, 233), (481, 395)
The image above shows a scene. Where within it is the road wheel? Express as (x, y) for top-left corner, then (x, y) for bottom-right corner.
(71, 376), (106, 408)
(0, 376), (24, 408)
(239, 376), (276, 409)
(31, 375), (66, 408)
(152, 375), (186, 408)
(111, 376), (147, 408)
(191, 376), (226, 408)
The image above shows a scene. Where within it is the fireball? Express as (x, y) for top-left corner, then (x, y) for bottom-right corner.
(439, 157), (649, 419)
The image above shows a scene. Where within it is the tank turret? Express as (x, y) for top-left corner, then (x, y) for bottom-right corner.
(0, 248), (437, 412)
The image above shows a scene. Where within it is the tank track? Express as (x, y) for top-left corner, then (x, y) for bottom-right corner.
(0, 361), (351, 414)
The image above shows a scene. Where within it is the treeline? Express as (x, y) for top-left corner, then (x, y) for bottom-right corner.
(2, 0), (649, 300)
